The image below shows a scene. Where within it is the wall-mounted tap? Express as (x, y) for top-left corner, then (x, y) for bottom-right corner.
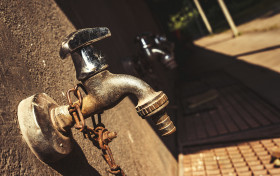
(18, 27), (176, 163)
(136, 33), (177, 70)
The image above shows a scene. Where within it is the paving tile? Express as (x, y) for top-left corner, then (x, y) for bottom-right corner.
(231, 158), (245, 163)
(244, 156), (258, 162)
(204, 160), (218, 165)
(218, 159), (231, 165)
(236, 171), (252, 176)
(251, 169), (268, 176)
(192, 170), (206, 176)
(220, 164), (233, 170)
(259, 155), (271, 162)
(247, 160), (261, 166)
(268, 168), (280, 175)
(235, 166), (249, 172)
(206, 169), (220, 175)
(250, 164), (265, 171)
(240, 148), (253, 153)
(192, 165), (205, 171)
(264, 163), (274, 170)
(273, 138), (280, 144)
(184, 167), (192, 173)
(205, 164), (219, 170)
(233, 162), (247, 167)
(250, 143), (263, 147)
(220, 168), (235, 175)
(256, 151), (269, 156)
(252, 147), (266, 153)
(243, 153), (256, 159)
(230, 154), (243, 159)
(217, 155), (230, 160)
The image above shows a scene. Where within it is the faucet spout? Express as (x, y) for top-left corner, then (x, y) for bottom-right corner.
(81, 70), (176, 136)
(151, 47), (174, 62)
(83, 70), (157, 109)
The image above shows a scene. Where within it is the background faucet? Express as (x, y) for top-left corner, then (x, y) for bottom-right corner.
(136, 33), (177, 70)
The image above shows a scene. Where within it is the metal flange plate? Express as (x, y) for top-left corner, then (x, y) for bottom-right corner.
(18, 93), (72, 163)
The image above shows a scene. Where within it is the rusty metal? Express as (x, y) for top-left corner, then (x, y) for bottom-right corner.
(67, 85), (125, 175)
(91, 125), (125, 176)
(67, 85), (86, 131)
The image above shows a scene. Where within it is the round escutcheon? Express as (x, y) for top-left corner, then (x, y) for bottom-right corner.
(18, 93), (72, 163)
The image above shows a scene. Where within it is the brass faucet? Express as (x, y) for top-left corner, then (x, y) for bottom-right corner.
(57, 27), (176, 136)
(18, 27), (176, 163)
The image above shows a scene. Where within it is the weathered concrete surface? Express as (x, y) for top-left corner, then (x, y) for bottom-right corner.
(0, 0), (177, 175)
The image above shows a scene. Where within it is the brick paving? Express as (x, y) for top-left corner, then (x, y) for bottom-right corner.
(182, 138), (280, 176)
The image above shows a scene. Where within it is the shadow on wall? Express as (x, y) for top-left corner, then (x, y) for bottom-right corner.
(49, 139), (101, 176)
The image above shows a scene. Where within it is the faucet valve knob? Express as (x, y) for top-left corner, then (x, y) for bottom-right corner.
(60, 27), (111, 59)
(59, 27), (111, 81)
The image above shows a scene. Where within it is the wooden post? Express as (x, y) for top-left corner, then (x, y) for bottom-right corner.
(217, 0), (239, 37)
(193, 0), (213, 34)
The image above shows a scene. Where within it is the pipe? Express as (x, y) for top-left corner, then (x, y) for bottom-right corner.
(52, 69), (176, 136)
(83, 70), (158, 109)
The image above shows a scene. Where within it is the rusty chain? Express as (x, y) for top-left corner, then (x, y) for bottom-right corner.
(66, 85), (125, 176)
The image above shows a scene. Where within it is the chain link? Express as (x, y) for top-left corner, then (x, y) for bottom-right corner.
(66, 85), (125, 176)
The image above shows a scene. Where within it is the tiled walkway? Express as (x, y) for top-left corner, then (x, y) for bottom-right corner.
(180, 138), (280, 176)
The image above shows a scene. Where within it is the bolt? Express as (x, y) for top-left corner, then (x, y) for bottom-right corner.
(103, 131), (117, 143)
(108, 132), (117, 140)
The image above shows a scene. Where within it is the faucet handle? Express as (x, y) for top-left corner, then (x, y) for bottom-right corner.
(60, 27), (111, 59)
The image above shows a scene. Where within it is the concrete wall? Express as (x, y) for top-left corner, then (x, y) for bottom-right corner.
(0, 0), (177, 175)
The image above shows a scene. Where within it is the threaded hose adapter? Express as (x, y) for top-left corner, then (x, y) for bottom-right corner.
(135, 92), (176, 136)
(151, 109), (176, 136)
